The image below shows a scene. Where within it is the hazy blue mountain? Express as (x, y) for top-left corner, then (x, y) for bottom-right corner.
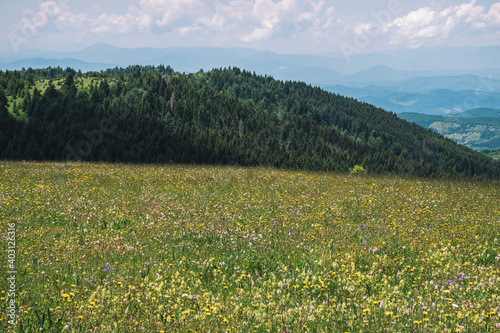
(322, 85), (500, 115)
(2, 44), (500, 77)
(371, 75), (500, 92)
(271, 66), (347, 85)
(322, 45), (500, 73)
(0, 57), (116, 72)
(0, 44), (336, 76)
(345, 65), (418, 83)
(2, 44), (499, 117)
(453, 108), (500, 118)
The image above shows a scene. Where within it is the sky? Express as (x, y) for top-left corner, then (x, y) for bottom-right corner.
(1, 0), (500, 54)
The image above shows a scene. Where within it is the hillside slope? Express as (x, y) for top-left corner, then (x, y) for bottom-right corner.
(399, 112), (500, 151)
(0, 66), (499, 179)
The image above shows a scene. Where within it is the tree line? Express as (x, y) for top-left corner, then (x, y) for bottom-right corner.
(0, 66), (499, 179)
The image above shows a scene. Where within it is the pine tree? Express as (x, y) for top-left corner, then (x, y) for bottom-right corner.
(62, 73), (77, 97)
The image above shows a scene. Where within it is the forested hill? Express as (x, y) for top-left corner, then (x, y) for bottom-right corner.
(1, 66), (499, 179)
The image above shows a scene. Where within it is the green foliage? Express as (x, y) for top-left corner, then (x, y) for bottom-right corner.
(0, 66), (499, 179)
(350, 165), (365, 174)
(481, 149), (500, 160)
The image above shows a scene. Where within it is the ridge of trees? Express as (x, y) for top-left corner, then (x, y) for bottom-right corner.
(0, 65), (499, 179)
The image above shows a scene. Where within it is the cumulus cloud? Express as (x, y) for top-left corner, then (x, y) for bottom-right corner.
(183, 0), (336, 42)
(385, 7), (439, 47)
(139, 0), (202, 27)
(55, 11), (89, 30)
(9, 0), (85, 40)
(482, 2), (500, 25)
(239, 0), (336, 42)
(92, 0), (336, 41)
(9, 0), (339, 46)
(195, 1), (254, 33)
(382, 0), (499, 48)
(9, 0), (150, 35)
(90, 5), (151, 33)
(11, 0), (498, 52)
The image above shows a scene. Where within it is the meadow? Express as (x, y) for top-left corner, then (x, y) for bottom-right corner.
(1, 161), (499, 332)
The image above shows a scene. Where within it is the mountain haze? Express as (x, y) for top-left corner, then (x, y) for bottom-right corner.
(3, 45), (499, 118)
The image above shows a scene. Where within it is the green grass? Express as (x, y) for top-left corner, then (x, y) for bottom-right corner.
(1, 161), (499, 332)
(6, 77), (114, 121)
(7, 96), (28, 121)
(481, 149), (500, 161)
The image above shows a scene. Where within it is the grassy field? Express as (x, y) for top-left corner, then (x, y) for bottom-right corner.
(1, 161), (500, 332)
(481, 150), (500, 161)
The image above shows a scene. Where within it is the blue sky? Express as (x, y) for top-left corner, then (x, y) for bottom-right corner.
(1, 0), (500, 54)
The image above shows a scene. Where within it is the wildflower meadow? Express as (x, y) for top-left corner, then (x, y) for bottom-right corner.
(1, 161), (499, 332)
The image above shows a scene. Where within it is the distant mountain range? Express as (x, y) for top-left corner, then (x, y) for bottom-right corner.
(2, 43), (500, 73)
(1, 44), (500, 116)
(0, 57), (116, 73)
(322, 85), (500, 115)
(399, 108), (500, 151)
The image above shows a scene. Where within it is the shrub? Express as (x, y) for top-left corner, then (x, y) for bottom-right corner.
(350, 165), (365, 174)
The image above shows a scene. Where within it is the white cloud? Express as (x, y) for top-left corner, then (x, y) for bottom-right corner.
(9, 0), (338, 46)
(195, 1), (254, 33)
(6, 0), (500, 53)
(386, 7), (438, 42)
(453, 0), (484, 23)
(90, 5), (151, 34)
(186, 0), (336, 42)
(139, 0), (201, 27)
(245, 0), (335, 42)
(382, 1), (499, 48)
(56, 11), (88, 30)
(9, 1), (83, 36)
(354, 22), (378, 36)
(482, 2), (500, 25)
